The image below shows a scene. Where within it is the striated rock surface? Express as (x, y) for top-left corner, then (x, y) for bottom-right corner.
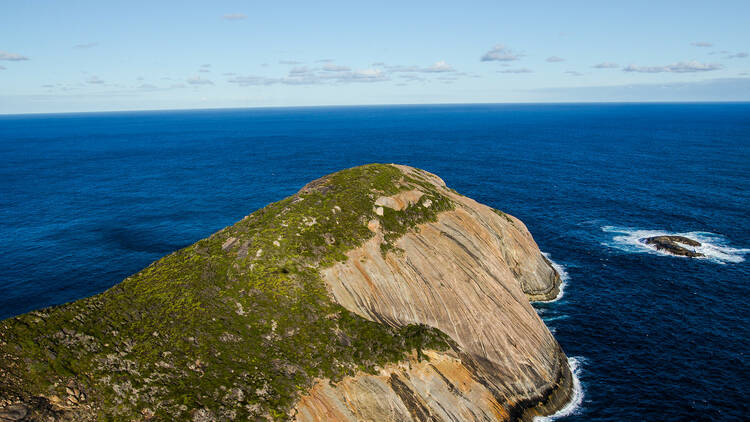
(298, 165), (569, 421)
(0, 164), (569, 421)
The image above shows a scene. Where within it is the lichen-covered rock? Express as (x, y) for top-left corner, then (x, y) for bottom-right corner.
(0, 164), (569, 421)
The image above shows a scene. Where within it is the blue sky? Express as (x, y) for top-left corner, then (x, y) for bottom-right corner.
(1, 0), (749, 113)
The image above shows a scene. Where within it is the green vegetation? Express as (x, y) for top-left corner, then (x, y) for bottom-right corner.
(0, 164), (456, 420)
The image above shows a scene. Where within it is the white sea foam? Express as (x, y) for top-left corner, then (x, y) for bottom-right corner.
(536, 253), (569, 303)
(602, 226), (749, 264)
(533, 357), (585, 421)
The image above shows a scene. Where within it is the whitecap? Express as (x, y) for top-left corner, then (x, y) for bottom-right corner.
(601, 226), (749, 264)
(535, 253), (570, 303)
(533, 357), (585, 421)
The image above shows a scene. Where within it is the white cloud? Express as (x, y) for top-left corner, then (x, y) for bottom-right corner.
(0, 51), (29, 61)
(546, 56), (565, 63)
(222, 13), (247, 20)
(592, 62), (619, 69)
(289, 66), (310, 75)
(322, 64), (351, 72)
(423, 60), (454, 72)
(727, 52), (748, 59)
(386, 61), (456, 73)
(228, 67), (389, 86)
(74, 42), (98, 49)
(498, 68), (533, 74)
(623, 61), (722, 73)
(187, 76), (214, 85)
(481, 44), (523, 62)
(86, 75), (104, 84)
(691, 41), (713, 47)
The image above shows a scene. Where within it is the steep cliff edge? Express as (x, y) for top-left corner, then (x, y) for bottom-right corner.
(0, 164), (568, 421)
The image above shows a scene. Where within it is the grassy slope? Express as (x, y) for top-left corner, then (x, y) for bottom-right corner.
(0, 164), (457, 420)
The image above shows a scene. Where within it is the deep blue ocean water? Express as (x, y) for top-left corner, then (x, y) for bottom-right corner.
(1, 103), (748, 420)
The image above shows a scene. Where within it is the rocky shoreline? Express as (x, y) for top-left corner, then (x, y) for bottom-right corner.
(0, 164), (573, 421)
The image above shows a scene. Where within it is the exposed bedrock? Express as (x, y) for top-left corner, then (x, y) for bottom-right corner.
(0, 163), (570, 421)
(299, 165), (570, 421)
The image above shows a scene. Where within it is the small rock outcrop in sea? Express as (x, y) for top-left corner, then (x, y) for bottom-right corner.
(0, 164), (570, 421)
(642, 235), (704, 258)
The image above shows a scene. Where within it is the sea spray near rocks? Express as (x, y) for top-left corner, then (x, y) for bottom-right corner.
(602, 226), (749, 264)
(538, 253), (570, 303)
(533, 357), (585, 422)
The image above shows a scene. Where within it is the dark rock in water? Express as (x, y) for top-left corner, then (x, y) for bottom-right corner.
(642, 235), (704, 258)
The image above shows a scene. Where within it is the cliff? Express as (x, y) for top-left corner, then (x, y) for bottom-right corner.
(0, 164), (569, 421)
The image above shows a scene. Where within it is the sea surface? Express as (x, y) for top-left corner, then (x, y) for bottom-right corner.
(1, 103), (749, 420)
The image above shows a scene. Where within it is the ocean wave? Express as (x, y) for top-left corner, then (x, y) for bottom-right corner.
(533, 357), (585, 421)
(602, 226), (749, 264)
(537, 252), (570, 302)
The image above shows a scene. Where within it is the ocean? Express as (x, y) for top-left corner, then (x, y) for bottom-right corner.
(1, 103), (748, 420)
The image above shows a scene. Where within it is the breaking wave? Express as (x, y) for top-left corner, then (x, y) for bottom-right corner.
(602, 226), (749, 264)
(534, 357), (585, 421)
(538, 252), (570, 302)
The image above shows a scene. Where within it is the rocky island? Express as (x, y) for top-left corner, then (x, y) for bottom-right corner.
(0, 164), (571, 421)
(642, 235), (704, 258)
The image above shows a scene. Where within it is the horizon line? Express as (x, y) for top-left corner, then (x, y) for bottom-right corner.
(2, 100), (749, 117)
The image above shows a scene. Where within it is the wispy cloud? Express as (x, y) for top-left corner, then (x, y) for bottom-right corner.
(727, 52), (748, 59)
(0, 65), (5, 70)
(187, 76), (214, 85)
(0, 51), (29, 61)
(322, 64), (351, 72)
(73, 42), (98, 49)
(86, 75), (105, 84)
(691, 41), (713, 47)
(226, 60), (461, 87)
(222, 13), (247, 20)
(528, 77), (750, 102)
(386, 61), (456, 73)
(279, 60), (302, 65)
(546, 56), (565, 63)
(623, 61), (722, 73)
(481, 44), (523, 62)
(424, 60), (454, 72)
(498, 68), (533, 74)
(592, 62), (619, 69)
(228, 67), (389, 86)
(565, 70), (583, 76)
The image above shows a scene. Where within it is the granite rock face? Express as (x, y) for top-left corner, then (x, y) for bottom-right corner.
(298, 165), (570, 421)
(0, 164), (570, 421)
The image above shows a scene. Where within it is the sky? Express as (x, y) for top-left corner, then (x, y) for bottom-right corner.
(1, 0), (749, 114)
